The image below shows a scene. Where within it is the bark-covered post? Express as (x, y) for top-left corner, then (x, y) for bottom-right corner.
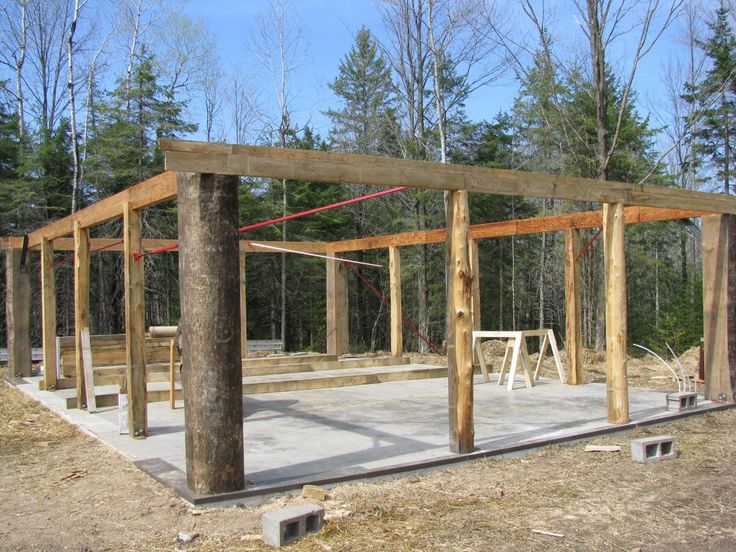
(446, 190), (475, 454)
(564, 228), (583, 385)
(124, 203), (147, 437)
(73, 221), (90, 409)
(702, 214), (736, 402)
(389, 246), (403, 356)
(603, 203), (629, 423)
(5, 248), (31, 377)
(178, 172), (244, 494)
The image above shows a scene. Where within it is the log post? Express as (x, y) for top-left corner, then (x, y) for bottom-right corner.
(389, 246), (403, 356)
(74, 221), (90, 409)
(326, 253), (349, 356)
(603, 203), (629, 423)
(41, 238), (57, 389)
(5, 248), (31, 377)
(564, 228), (583, 385)
(240, 250), (248, 358)
(447, 190), (475, 454)
(124, 203), (147, 437)
(702, 214), (736, 402)
(178, 172), (244, 494)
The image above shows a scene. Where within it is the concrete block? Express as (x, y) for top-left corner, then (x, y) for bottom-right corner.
(631, 435), (676, 463)
(262, 502), (324, 547)
(666, 391), (697, 412)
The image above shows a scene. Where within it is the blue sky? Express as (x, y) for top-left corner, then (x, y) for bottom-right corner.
(181, 0), (715, 146)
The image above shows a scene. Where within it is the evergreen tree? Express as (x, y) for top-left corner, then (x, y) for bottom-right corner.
(684, 3), (736, 194)
(326, 27), (399, 156)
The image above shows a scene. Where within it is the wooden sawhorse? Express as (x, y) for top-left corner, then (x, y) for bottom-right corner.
(472, 329), (566, 390)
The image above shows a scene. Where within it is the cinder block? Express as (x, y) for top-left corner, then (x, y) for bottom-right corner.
(666, 391), (698, 412)
(631, 435), (676, 463)
(262, 502), (324, 547)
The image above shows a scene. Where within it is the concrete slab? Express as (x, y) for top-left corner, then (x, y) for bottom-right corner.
(9, 370), (729, 505)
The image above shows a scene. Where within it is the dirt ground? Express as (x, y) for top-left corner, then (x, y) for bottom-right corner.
(1, 348), (734, 552)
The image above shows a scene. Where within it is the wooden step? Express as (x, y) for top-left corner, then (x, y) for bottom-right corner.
(63, 363), (449, 409)
(52, 355), (407, 390)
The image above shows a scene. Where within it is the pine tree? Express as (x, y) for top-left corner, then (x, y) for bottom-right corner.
(326, 27), (398, 156)
(684, 3), (736, 194)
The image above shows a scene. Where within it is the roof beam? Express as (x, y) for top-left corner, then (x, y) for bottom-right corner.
(325, 207), (709, 253)
(26, 172), (177, 248)
(160, 139), (736, 215)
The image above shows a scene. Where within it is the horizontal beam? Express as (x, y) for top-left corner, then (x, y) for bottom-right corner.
(325, 207), (709, 253)
(27, 172), (177, 248)
(161, 139), (736, 214)
(2, 238), (327, 254)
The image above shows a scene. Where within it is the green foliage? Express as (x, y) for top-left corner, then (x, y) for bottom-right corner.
(684, 4), (736, 193)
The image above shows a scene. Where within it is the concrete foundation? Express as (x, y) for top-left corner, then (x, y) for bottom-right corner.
(8, 371), (728, 505)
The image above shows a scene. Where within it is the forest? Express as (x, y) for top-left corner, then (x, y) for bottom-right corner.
(1, 0), (734, 357)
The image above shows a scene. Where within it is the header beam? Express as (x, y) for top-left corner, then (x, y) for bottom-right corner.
(160, 139), (736, 214)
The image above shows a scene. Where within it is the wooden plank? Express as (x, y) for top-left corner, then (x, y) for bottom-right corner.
(81, 327), (96, 412)
(603, 204), (629, 424)
(702, 215), (736, 402)
(325, 207), (711, 253)
(326, 254), (349, 356)
(160, 139), (736, 214)
(41, 238), (57, 389)
(73, 221), (90, 409)
(169, 339), (177, 409)
(389, 246), (403, 357)
(447, 190), (475, 454)
(564, 228), (583, 385)
(28, 172), (177, 247)
(178, 172), (244, 494)
(124, 203), (147, 436)
(240, 251), (248, 358)
(39, 238), (327, 254)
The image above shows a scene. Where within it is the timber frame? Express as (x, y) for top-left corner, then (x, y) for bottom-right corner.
(3, 138), (736, 491)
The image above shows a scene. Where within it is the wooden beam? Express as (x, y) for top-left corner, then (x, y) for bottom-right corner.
(41, 238), (57, 389)
(178, 172), (244, 494)
(326, 254), (349, 356)
(702, 214), (736, 402)
(324, 207), (711, 253)
(27, 172), (177, 248)
(470, 239), (481, 332)
(124, 203), (147, 437)
(389, 246), (403, 357)
(564, 228), (583, 385)
(5, 248), (31, 377)
(603, 204), (629, 423)
(240, 251), (248, 358)
(160, 139), (736, 214)
(447, 190), (475, 454)
(73, 221), (90, 410)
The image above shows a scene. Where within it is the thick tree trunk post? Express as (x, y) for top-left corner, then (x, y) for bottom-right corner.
(447, 190), (475, 454)
(565, 228), (583, 385)
(603, 204), (629, 423)
(326, 254), (349, 356)
(240, 250), (248, 358)
(41, 238), (57, 389)
(5, 248), (31, 377)
(389, 246), (403, 356)
(124, 203), (147, 437)
(702, 214), (736, 402)
(74, 221), (90, 409)
(178, 172), (244, 495)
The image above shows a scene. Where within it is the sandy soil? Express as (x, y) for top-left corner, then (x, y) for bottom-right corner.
(1, 348), (733, 552)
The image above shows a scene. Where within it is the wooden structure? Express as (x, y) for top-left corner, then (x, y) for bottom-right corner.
(2, 138), (736, 495)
